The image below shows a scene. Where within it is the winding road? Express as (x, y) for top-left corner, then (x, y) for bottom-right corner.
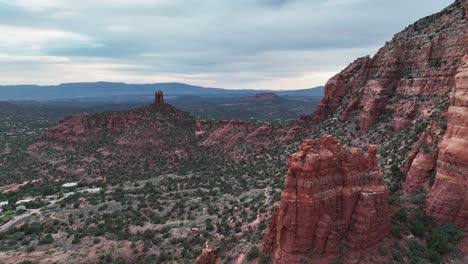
(0, 192), (75, 233)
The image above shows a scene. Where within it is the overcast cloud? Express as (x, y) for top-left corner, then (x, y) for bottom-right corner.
(0, 0), (452, 89)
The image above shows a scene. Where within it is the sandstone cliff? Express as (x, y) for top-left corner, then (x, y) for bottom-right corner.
(426, 51), (468, 231)
(402, 123), (442, 194)
(264, 135), (390, 263)
(314, 0), (467, 133)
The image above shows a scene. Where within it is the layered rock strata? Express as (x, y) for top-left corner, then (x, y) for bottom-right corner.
(313, 1), (467, 132)
(264, 135), (390, 263)
(403, 124), (441, 194)
(426, 51), (468, 231)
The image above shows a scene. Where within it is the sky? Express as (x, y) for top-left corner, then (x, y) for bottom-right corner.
(0, 0), (453, 90)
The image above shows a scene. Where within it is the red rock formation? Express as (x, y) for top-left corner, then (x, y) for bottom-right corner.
(30, 103), (200, 182)
(155, 90), (164, 105)
(42, 114), (91, 143)
(403, 124), (441, 194)
(426, 50), (468, 231)
(264, 135), (390, 263)
(339, 98), (359, 121)
(391, 101), (417, 131)
(314, 56), (370, 121)
(200, 120), (267, 147)
(313, 1), (467, 132)
(281, 125), (303, 142)
(246, 93), (281, 102)
(195, 242), (220, 264)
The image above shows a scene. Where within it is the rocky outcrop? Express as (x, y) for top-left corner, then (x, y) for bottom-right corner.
(264, 135), (390, 263)
(200, 120), (270, 147)
(155, 90), (164, 105)
(198, 119), (310, 159)
(403, 124), (441, 194)
(339, 98), (359, 121)
(391, 101), (417, 131)
(313, 1), (467, 132)
(314, 56), (370, 121)
(42, 114), (91, 143)
(195, 242), (220, 264)
(426, 51), (468, 231)
(281, 125), (303, 142)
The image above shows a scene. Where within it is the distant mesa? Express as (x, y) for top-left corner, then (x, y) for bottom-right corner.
(155, 90), (164, 105)
(245, 92), (283, 102)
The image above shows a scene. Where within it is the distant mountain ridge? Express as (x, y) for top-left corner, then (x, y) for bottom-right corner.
(0, 82), (324, 100)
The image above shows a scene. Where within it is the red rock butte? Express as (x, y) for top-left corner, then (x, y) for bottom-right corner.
(155, 90), (164, 105)
(264, 135), (390, 264)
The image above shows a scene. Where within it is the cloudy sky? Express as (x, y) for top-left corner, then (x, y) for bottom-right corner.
(0, 0), (452, 89)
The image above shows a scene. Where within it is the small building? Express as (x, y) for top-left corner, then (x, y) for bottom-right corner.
(0, 201), (8, 208)
(15, 199), (33, 205)
(16, 205), (26, 213)
(62, 182), (78, 191)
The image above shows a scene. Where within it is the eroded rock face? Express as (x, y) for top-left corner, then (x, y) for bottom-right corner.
(426, 52), (468, 231)
(264, 135), (390, 263)
(340, 98), (360, 121)
(314, 56), (370, 121)
(42, 114), (91, 143)
(200, 120), (270, 147)
(403, 124), (441, 194)
(195, 243), (220, 264)
(391, 101), (417, 131)
(313, 1), (467, 132)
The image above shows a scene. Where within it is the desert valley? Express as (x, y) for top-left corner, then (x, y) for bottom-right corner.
(0, 0), (468, 264)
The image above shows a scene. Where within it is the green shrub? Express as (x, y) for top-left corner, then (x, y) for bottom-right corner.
(426, 224), (463, 255)
(410, 219), (425, 238)
(407, 239), (439, 263)
(72, 236), (81, 244)
(391, 248), (403, 262)
(390, 223), (405, 239)
(377, 245), (388, 256)
(332, 259), (344, 264)
(247, 246), (261, 260)
(392, 208), (407, 223)
(258, 253), (271, 264)
(38, 234), (54, 245)
(410, 209), (428, 237)
(389, 194), (400, 206)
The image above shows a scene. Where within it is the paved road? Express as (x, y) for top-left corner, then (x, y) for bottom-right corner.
(0, 192), (75, 233)
(0, 210), (37, 233)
